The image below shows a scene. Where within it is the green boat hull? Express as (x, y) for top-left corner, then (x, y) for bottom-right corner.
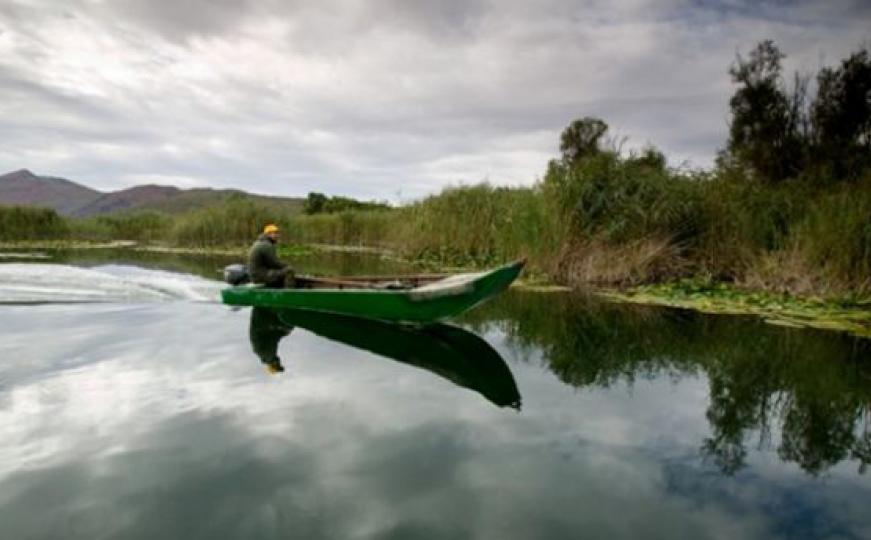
(222, 260), (524, 323)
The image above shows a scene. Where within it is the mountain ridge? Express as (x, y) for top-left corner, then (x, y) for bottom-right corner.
(0, 169), (303, 216)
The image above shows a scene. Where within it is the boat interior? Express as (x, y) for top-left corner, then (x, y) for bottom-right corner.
(295, 273), (449, 290)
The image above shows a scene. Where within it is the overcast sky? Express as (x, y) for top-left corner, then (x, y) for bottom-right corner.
(0, 0), (868, 200)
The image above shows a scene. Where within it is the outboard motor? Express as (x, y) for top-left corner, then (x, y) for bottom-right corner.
(223, 264), (250, 285)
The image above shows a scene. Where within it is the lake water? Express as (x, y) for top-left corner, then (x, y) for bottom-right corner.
(1, 249), (870, 539)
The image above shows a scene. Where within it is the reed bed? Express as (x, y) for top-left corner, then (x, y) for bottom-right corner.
(4, 165), (869, 299)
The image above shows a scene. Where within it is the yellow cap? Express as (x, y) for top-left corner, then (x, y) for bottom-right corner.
(263, 224), (280, 234)
(266, 360), (285, 374)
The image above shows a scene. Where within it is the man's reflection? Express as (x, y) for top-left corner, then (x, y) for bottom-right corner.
(249, 307), (294, 374)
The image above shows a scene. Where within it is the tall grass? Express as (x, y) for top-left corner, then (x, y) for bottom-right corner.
(541, 151), (707, 283)
(694, 178), (810, 278)
(543, 152), (703, 244)
(0, 205), (69, 241)
(2, 160), (868, 299)
(71, 211), (174, 243)
(285, 210), (396, 247)
(170, 197), (288, 247)
(792, 176), (871, 295)
(398, 184), (562, 269)
(532, 150), (869, 295)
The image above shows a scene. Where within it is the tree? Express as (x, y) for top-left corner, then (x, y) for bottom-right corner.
(559, 117), (608, 164)
(725, 40), (806, 183)
(626, 146), (667, 172)
(811, 47), (871, 180)
(303, 191), (390, 214)
(304, 192), (328, 214)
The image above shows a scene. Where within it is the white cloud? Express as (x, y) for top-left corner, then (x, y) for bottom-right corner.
(0, 0), (868, 199)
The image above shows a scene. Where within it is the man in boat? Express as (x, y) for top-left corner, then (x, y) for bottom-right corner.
(248, 224), (294, 288)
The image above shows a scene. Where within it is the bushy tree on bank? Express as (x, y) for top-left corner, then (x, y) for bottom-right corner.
(722, 40), (871, 185)
(0, 206), (68, 241)
(559, 117), (609, 164)
(304, 192), (390, 214)
(535, 40), (871, 291)
(812, 48), (871, 181)
(723, 40), (806, 183)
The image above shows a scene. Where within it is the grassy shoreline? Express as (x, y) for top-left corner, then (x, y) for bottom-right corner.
(600, 282), (871, 338)
(3, 239), (869, 337)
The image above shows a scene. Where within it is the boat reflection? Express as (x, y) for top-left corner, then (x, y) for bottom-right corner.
(247, 307), (522, 409)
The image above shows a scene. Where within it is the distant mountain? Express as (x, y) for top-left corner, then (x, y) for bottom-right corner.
(73, 184), (183, 216)
(0, 169), (304, 216)
(0, 169), (101, 215)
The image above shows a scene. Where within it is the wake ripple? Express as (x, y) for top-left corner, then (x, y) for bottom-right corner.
(0, 264), (225, 304)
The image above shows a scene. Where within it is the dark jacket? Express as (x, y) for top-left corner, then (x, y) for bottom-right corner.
(249, 307), (293, 365)
(248, 234), (288, 286)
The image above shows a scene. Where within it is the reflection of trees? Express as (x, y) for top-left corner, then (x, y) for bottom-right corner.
(852, 420), (871, 474)
(462, 291), (871, 476)
(778, 393), (865, 475)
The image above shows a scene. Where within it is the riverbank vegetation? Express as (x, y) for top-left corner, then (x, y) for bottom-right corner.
(2, 40), (870, 302)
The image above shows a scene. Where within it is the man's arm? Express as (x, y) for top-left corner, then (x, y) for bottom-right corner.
(263, 244), (287, 270)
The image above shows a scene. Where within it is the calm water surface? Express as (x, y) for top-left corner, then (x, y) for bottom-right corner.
(1, 249), (869, 539)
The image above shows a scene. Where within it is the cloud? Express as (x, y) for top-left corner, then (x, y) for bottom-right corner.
(0, 0), (868, 199)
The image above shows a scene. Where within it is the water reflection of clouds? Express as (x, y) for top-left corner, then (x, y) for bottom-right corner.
(487, 331), (712, 451)
(1, 304), (869, 538)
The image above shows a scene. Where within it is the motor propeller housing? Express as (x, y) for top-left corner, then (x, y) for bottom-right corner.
(223, 264), (250, 285)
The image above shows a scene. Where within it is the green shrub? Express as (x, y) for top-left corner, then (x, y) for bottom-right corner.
(171, 197), (288, 247)
(286, 210), (396, 247)
(543, 150), (704, 245)
(694, 178), (810, 277)
(398, 184), (557, 268)
(795, 176), (871, 291)
(0, 205), (69, 241)
(80, 211), (174, 243)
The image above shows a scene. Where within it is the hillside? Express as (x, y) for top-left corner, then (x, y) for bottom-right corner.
(0, 169), (304, 216)
(72, 184), (182, 216)
(72, 185), (304, 216)
(0, 169), (101, 214)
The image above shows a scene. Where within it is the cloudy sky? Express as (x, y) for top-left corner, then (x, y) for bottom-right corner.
(0, 1), (868, 200)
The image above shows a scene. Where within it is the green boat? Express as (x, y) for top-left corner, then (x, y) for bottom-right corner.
(222, 259), (525, 324)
